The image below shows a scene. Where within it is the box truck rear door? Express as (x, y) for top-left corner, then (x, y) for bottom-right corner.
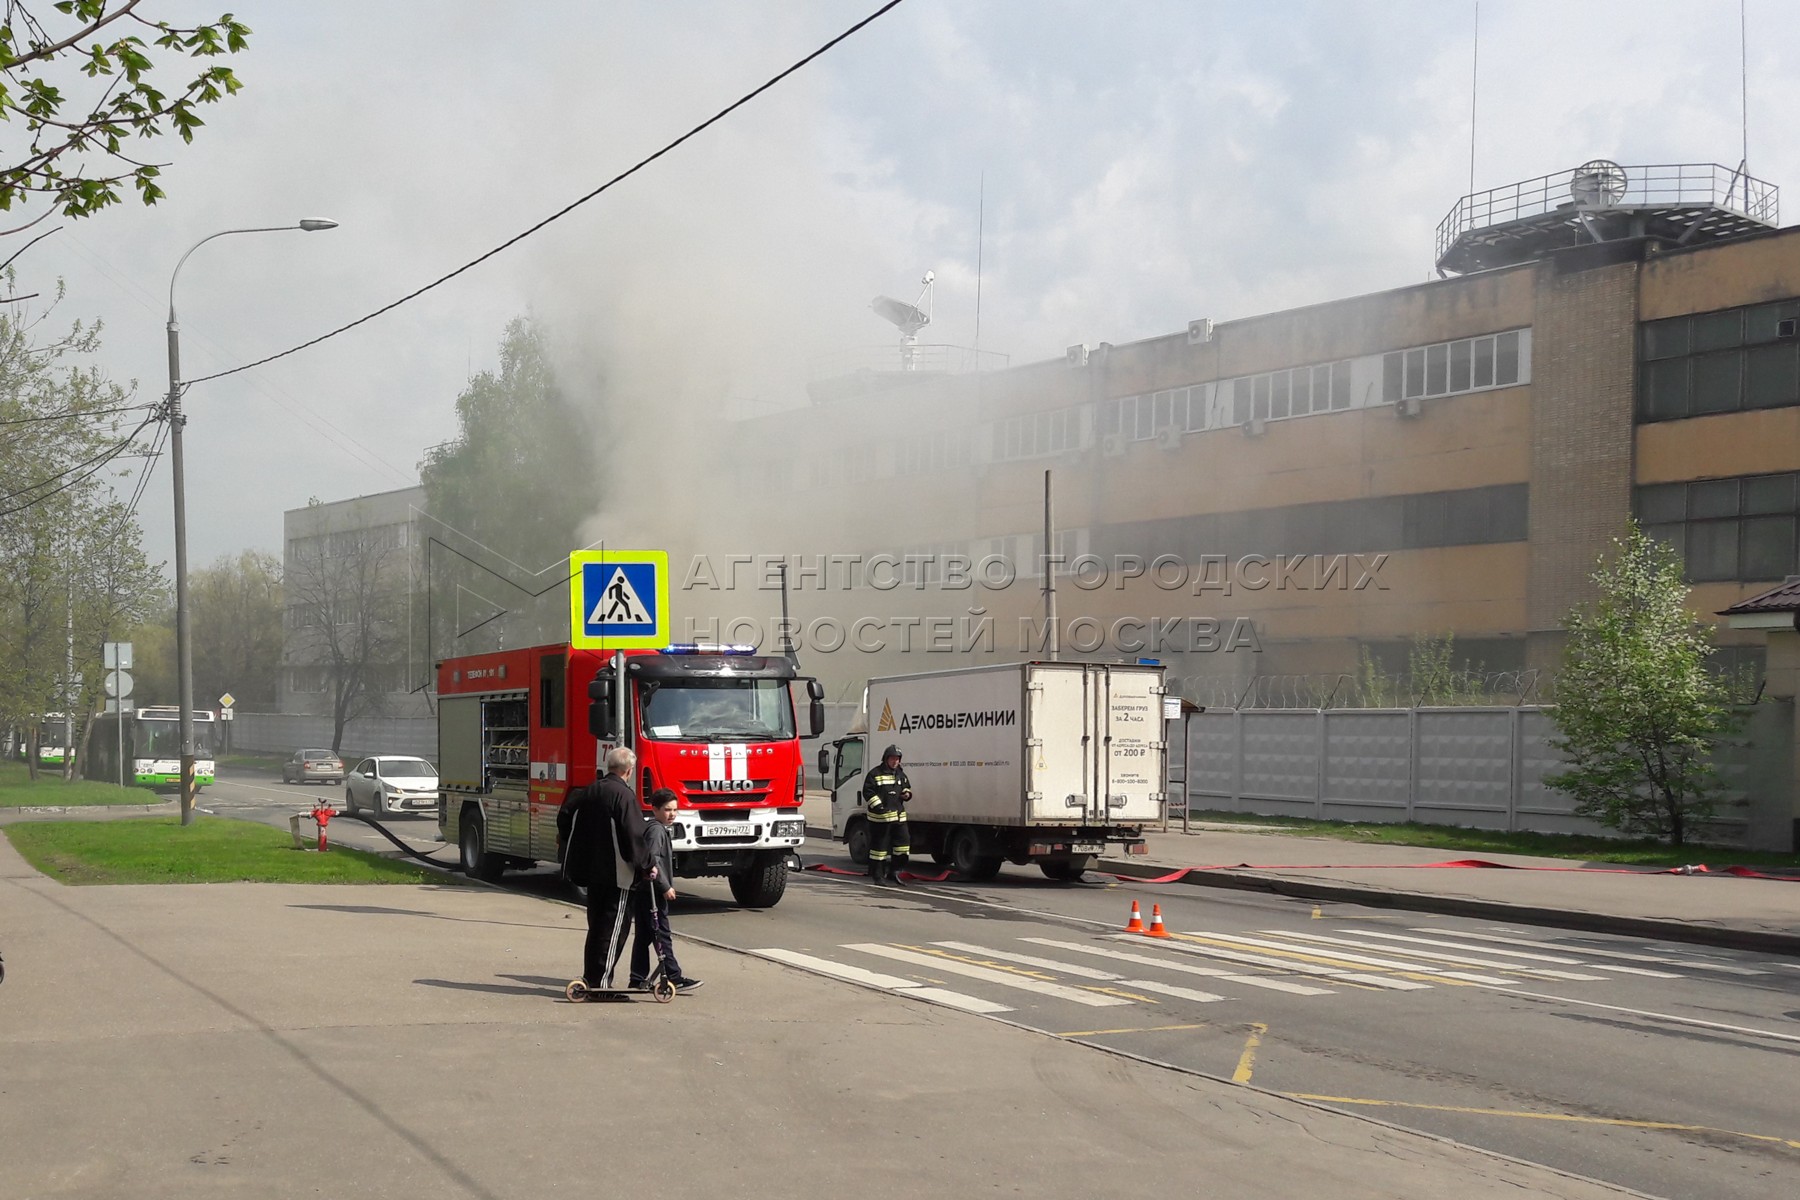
(1097, 666), (1164, 823)
(1027, 664), (1091, 824)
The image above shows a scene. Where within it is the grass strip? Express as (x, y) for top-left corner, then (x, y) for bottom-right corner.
(0, 761), (163, 808)
(4, 815), (455, 885)
(1187, 809), (1800, 870)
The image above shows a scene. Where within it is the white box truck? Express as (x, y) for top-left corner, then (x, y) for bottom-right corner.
(820, 661), (1166, 880)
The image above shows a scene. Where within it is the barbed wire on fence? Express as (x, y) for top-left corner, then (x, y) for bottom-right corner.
(1170, 669), (1544, 711)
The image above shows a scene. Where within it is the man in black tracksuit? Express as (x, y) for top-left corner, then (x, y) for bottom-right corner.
(860, 744), (911, 885)
(557, 746), (650, 990)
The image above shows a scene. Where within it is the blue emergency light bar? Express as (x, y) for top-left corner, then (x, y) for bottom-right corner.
(660, 643), (759, 655)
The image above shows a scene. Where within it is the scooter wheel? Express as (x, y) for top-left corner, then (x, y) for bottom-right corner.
(653, 979), (677, 1003)
(565, 979), (590, 1003)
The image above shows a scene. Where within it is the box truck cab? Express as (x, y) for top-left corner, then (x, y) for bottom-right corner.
(439, 642), (824, 907)
(823, 661), (1164, 880)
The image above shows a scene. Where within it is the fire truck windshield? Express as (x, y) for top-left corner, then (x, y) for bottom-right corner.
(639, 678), (796, 742)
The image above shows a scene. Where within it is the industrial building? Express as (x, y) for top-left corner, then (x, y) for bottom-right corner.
(733, 160), (1798, 707)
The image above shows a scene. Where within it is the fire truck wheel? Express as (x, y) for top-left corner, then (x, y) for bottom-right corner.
(845, 819), (870, 865)
(459, 811), (504, 881)
(728, 853), (788, 908)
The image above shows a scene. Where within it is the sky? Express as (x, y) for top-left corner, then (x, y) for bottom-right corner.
(14, 0), (1799, 571)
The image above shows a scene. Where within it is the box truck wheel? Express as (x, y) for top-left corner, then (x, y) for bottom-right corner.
(458, 809), (504, 881)
(947, 827), (1003, 881)
(845, 819), (871, 866)
(1039, 856), (1095, 882)
(729, 852), (788, 907)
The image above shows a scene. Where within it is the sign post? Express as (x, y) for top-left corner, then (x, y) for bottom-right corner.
(104, 642), (133, 786)
(219, 692), (236, 755)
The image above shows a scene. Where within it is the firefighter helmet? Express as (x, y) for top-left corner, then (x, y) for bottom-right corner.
(882, 744), (902, 761)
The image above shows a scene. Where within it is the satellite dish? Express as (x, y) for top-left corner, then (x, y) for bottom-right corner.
(871, 294), (930, 337)
(1571, 159), (1627, 208)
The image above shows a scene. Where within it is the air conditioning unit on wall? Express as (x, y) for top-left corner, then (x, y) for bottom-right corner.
(1397, 396), (1423, 419)
(1242, 416), (1266, 438)
(1066, 344), (1089, 367)
(1101, 432), (1128, 457)
(1187, 318), (1214, 345)
(1157, 426), (1182, 451)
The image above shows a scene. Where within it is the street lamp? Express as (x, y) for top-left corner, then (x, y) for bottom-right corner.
(167, 219), (338, 825)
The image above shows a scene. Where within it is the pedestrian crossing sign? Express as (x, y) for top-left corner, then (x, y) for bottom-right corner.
(569, 550), (669, 649)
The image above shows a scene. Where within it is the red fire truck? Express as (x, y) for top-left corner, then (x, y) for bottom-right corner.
(436, 642), (824, 907)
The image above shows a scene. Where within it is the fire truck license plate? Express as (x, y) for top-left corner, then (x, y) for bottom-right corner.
(701, 823), (754, 838)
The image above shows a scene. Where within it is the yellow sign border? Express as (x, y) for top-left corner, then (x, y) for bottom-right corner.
(569, 549), (670, 649)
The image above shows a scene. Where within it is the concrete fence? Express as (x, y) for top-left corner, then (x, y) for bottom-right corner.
(1185, 702), (1795, 851)
(229, 712), (437, 760)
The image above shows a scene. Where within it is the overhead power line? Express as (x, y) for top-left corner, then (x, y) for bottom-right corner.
(0, 409), (160, 518)
(0, 401), (156, 428)
(187, 0), (907, 387)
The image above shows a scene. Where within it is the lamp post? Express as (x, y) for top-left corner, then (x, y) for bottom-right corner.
(167, 219), (338, 824)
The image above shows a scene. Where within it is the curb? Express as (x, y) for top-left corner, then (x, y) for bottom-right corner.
(1098, 856), (1800, 958)
(3, 801), (179, 816)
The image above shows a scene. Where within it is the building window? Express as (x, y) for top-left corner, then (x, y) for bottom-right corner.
(897, 428), (972, 476)
(1637, 300), (1800, 422)
(1381, 330), (1527, 403)
(289, 667), (326, 694)
(1636, 472), (1800, 582)
(995, 406), (1083, 461)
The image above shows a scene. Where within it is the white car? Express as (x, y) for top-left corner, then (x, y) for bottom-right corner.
(344, 756), (439, 818)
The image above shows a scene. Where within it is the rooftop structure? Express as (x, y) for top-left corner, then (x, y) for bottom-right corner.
(1436, 160), (1778, 276)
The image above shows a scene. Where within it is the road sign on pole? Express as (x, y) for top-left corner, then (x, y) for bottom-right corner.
(569, 550), (669, 649)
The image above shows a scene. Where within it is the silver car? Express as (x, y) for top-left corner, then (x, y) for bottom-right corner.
(344, 756), (439, 818)
(282, 748), (343, 785)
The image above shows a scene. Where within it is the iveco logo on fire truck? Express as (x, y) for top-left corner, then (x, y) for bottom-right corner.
(691, 779), (758, 792)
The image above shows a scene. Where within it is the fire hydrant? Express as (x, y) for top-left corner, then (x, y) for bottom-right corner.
(311, 804), (337, 852)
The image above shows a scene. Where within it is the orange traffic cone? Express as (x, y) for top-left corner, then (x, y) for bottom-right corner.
(1144, 904), (1171, 938)
(1123, 900), (1145, 933)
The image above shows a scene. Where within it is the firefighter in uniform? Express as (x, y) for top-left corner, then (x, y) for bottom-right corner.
(860, 744), (911, 885)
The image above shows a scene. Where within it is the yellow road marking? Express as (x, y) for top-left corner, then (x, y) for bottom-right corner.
(1286, 1094), (1800, 1151)
(1083, 985), (1159, 1003)
(1311, 906), (1322, 920)
(1233, 1022), (1268, 1084)
(1168, 931), (1472, 987)
(1057, 1023), (1210, 1037)
(896, 944), (1056, 981)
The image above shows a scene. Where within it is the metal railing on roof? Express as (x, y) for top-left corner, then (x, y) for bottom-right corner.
(1435, 162), (1779, 264)
(807, 343), (1010, 381)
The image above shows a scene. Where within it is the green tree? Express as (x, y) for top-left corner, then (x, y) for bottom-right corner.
(1, 2), (251, 221)
(1545, 525), (1737, 846)
(0, 281), (163, 777)
(419, 316), (602, 655)
(189, 549), (281, 711)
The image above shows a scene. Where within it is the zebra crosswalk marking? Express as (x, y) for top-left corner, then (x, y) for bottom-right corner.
(1443, 929), (1769, 975)
(752, 947), (1013, 1014)
(931, 941), (1124, 981)
(1268, 930), (1607, 981)
(845, 943), (1134, 1007)
(1118, 934), (1433, 990)
(1021, 937), (1335, 996)
(1343, 930), (1680, 978)
(1193, 931), (1507, 985)
(1114, 978), (1226, 1004)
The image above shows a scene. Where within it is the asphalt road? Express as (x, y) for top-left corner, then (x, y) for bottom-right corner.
(205, 770), (1800, 1199)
